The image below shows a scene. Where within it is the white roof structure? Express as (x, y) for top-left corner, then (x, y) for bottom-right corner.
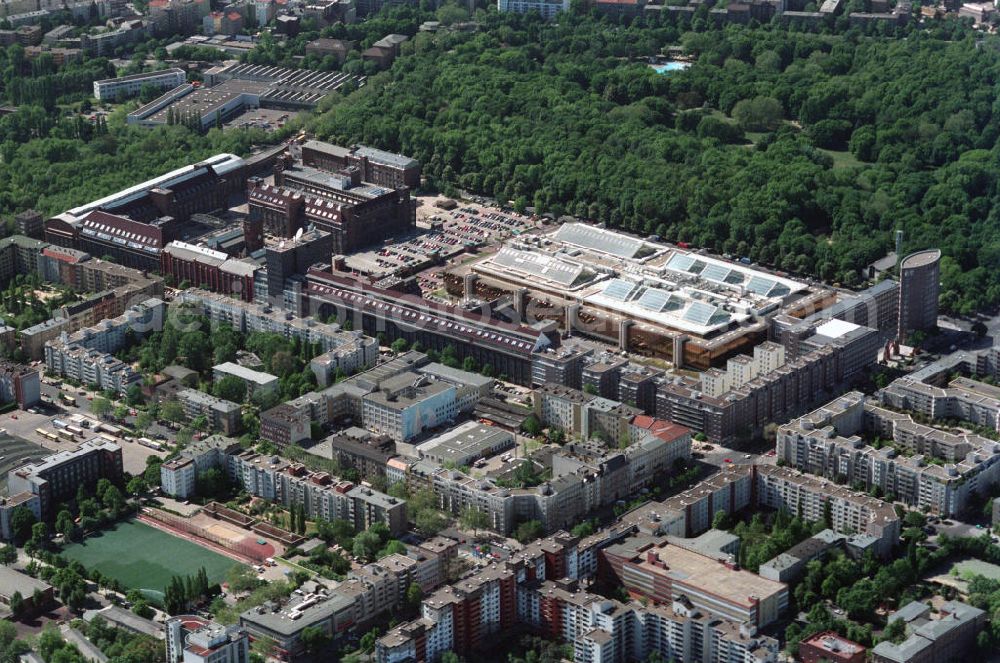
(492, 246), (592, 288)
(476, 222), (809, 338)
(814, 319), (861, 339)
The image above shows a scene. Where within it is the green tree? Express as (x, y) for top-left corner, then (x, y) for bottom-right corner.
(521, 414), (542, 437)
(90, 396), (112, 419)
(299, 625), (330, 655)
(359, 627), (380, 654)
(712, 510), (730, 530)
(406, 581), (423, 609)
(514, 520), (544, 544)
(731, 96), (784, 132)
(134, 411), (154, 433)
(353, 530), (382, 562)
(161, 399), (185, 424)
(9, 506), (36, 544)
(126, 476), (147, 497)
(460, 506), (490, 537)
(0, 544), (16, 564)
(8, 591), (23, 616)
(213, 376), (247, 403)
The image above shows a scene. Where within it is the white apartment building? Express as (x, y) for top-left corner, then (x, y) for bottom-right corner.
(778, 390), (1000, 516)
(160, 435), (241, 499)
(177, 289), (373, 356)
(754, 465), (900, 557)
(44, 341), (141, 394)
(93, 68), (186, 101)
(497, 0), (569, 19)
(702, 342), (786, 397)
(160, 457), (196, 499)
(212, 362), (278, 397)
(59, 298), (166, 355)
(361, 373), (459, 442)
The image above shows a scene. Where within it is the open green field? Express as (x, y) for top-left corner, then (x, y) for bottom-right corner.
(61, 520), (238, 597)
(928, 556), (1000, 593)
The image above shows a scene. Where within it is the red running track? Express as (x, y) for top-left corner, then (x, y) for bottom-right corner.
(136, 513), (273, 566)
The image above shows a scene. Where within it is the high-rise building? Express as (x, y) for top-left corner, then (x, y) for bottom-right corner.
(898, 248), (941, 342)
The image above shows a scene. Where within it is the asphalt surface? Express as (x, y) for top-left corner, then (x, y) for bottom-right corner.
(3, 383), (166, 476)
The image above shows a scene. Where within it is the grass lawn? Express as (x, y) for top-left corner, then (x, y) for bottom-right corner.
(61, 519), (238, 597)
(928, 556), (1000, 594)
(819, 148), (865, 169)
(950, 557), (1000, 582)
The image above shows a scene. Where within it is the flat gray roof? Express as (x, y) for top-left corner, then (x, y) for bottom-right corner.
(0, 566), (51, 599)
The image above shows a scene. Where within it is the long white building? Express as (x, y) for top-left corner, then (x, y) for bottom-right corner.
(93, 68), (187, 101)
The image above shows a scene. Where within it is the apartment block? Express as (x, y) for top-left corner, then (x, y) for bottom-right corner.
(176, 289), (375, 359)
(656, 319), (878, 445)
(0, 492), (41, 541)
(22, 286), (147, 360)
(0, 360), (40, 409)
(260, 403), (311, 448)
(270, 464), (407, 535)
(379, 538), (779, 663)
(497, 0), (569, 18)
(160, 435), (241, 499)
(534, 384), (641, 443)
(754, 465), (900, 558)
(601, 535), (788, 627)
(777, 383), (1000, 517)
(7, 439), (123, 518)
(532, 344), (593, 390)
(14, 210), (44, 239)
(871, 600), (984, 663)
(0, 235), (46, 281)
(51, 297), (166, 356)
(166, 615), (249, 663)
(37, 245), (164, 297)
(44, 341), (142, 394)
(323, 431), (396, 480)
(176, 388), (242, 436)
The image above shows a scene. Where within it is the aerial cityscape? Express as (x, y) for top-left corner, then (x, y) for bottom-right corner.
(1, 1), (1000, 663)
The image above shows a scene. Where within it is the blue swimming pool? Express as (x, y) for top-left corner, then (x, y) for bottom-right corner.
(650, 61), (691, 74)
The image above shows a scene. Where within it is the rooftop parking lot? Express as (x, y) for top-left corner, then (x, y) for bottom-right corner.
(344, 197), (539, 278)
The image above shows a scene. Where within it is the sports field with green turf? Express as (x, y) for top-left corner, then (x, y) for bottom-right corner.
(61, 519), (237, 597)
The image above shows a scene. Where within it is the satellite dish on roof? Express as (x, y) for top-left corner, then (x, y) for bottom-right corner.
(294, 227), (304, 241)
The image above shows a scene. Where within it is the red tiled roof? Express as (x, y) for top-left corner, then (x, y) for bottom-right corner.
(631, 416), (690, 442)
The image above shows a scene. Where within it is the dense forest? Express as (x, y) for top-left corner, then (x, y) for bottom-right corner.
(310, 12), (1000, 315)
